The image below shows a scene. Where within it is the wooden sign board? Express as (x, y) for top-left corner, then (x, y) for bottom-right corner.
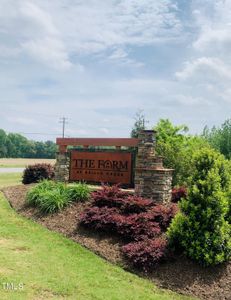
(70, 151), (133, 185)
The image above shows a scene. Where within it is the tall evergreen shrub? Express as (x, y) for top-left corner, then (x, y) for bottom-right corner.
(167, 148), (231, 265)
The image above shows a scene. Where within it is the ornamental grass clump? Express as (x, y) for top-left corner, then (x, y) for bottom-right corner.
(26, 179), (56, 206)
(26, 180), (69, 213)
(26, 180), (90, 213)
(167, 148), (231, 266)
(66, 182), (90, 202)
(38, 189), (70, 214)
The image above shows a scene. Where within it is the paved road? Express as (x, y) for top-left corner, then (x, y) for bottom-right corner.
(0, 168), (24, 173)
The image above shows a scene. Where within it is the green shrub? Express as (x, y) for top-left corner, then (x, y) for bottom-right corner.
(167, 148), (231, 266)
(22, 163), (54, 184)
(67, 183), (90, 202)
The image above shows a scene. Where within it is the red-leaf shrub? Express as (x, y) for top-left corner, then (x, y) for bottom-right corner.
(116, 204), (178, 241)
(92, 184), (154, 213)
(122, 238), (168, 271)
(121, 196), (154, 214)
(149, 203), (179, 229)
(22, 163), (54, 184)
(79, 184), (179, 271)
(91, 184), (129, 208)
(79, 204), (178, 241)
(79, 206), (162, 241)
(116, 214), (161, 241)
(79, 206), (120, 232)
(93, 183), (129, 201)
(171, 186), (187, 203)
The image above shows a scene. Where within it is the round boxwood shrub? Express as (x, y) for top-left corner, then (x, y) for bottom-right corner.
(167, 148), (231, 266)
(22, 163), (54, 184)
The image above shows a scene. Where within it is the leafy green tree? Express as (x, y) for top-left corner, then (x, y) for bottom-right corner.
(130, 110), (148, 138)
(167, 148), (231, 265)
(154, 119), (210, 186)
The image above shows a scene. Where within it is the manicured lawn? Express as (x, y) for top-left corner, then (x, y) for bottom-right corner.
(0, 158), (55, 168)
(0, 173), (22, 188)
(0, 193), (195, 300)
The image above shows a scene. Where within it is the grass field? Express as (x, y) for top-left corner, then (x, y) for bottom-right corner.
(0, 158), (55, 168)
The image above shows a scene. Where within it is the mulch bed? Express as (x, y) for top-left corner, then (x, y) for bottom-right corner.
(2, 185), (231, 300)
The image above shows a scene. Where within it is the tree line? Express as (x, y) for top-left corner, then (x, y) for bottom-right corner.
(0, 129), (57, 158)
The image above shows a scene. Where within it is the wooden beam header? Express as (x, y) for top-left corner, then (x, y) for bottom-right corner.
(56, 137), (139, 152)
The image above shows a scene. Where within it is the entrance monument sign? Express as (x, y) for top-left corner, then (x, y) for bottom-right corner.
(55, 131), (173, 202)
(70, 151), (133, 184)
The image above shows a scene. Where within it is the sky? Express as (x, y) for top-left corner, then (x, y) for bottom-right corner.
(0, 0), (231, 141)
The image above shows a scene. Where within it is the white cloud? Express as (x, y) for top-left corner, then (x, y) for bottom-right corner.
(7, 117), (36, 126)
(109, 48), (128, 60)
(192, 1), (231, 52)
(22, 37), (72, 70)
(0, 0), (182, 69)
(0, 0), (71, 70)
(176, 57), (231, 81)
(173, 0), (231, 118)
(19, 1), (58, 36)
(1, 0), (231, 142)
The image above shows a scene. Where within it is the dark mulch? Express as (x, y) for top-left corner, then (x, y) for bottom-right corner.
(2, 185), (231, 300)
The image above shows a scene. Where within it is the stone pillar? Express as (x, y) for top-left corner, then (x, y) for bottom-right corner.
(54, 152), (70, 182)
(134, 130), (173, 202)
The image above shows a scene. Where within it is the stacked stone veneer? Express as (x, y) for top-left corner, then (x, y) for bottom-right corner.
(54, 152), (70, 182)
(134, 130), (173, 202)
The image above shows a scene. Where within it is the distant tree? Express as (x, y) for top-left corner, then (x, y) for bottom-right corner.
(130, 110), (149, 138)
(0, 129), (7, 157)
(44, 141), (57, 158)
(203, 119), (231, 159)
(0, 129), (57, 158)
(7, 133), (30, 158)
